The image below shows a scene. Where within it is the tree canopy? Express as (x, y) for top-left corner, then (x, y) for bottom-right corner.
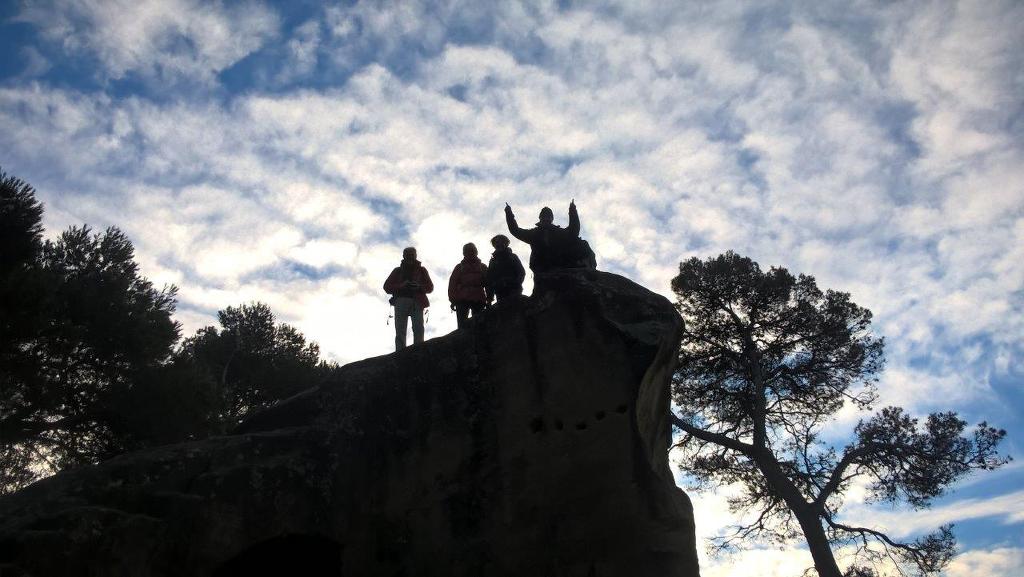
(670, 251), (1008, 577)
(179, 302), (328, 430)
(1, 171), (181, 491)
(1, 169), (330, 494)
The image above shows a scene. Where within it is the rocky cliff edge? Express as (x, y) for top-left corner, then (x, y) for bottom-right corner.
(0, 269), (699, 577)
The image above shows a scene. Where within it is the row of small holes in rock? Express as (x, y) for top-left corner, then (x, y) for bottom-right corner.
(529, 403), (629, 433)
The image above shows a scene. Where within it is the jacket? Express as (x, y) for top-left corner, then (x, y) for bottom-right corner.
(383, 260), (434, 309)
(506, 203), (582, 272)
(486, 248), (526, 296)
(448, 257), (488, 304)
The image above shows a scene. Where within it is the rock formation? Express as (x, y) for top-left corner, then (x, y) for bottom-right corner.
(0, 270), (699, 577)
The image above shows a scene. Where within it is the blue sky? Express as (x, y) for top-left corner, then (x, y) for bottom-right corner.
(1, 0), (1021, 575)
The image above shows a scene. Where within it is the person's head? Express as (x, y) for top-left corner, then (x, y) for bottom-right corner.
(491, 234), (510, 250)
(463, 242), (478, 258)
(402, 247), (417, 261)
(538, 206), (554, 225)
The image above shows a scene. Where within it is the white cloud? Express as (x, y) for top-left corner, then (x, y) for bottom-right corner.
(946, 547), (1024, 577)
(288, 239), (358, 269)
(16, 0), (279, 83)
(16, 46), (52, 78)
(1, 0), (1019, 376)
(277, 19), (321, 84)
(887, 0), (1023, 176)
(842, 489), (1024, 539)
(684, 473), (1024, 577)
(702, 547), (814, 577)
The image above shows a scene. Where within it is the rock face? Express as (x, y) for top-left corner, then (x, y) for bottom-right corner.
(0, 270), (699, 577)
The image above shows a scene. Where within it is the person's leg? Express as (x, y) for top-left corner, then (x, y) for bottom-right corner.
(411, 303), (425, 344)
(455, 302), (470, 329)
(394, 298), (411, 350)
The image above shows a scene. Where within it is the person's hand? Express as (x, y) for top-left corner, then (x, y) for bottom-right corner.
(570, 198), (576, 208)
(504, 203), (513, 215)
(450, 303), (457, 312)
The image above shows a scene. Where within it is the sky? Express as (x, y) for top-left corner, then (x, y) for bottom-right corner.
(0, 0), (1021, 574)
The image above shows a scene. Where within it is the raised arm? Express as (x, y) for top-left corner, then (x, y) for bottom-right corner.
(505, 203), (529, 243)
(567, 199), (580, 237)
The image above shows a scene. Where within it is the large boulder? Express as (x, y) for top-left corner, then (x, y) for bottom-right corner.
(0, 270), (699, 577)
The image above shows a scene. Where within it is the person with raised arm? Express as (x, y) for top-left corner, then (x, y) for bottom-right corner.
(504, 199), (596, 273)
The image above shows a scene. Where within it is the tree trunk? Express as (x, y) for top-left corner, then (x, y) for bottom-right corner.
(792, 505), (844, 577)
(754, 451), (844, 577)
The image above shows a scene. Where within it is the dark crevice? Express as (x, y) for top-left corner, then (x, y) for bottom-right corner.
(529, 416), (545, 433)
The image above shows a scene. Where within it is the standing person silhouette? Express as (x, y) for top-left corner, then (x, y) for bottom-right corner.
(383, 247), (433, 350)
(448, 243), (488, 329)
(486, 234), (525, 304)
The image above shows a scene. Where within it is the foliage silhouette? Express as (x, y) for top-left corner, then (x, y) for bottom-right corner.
(179, 302), (329, 429)
(1, 170), (180, 492)
(1, 170), (48, 492)
(1, 169), (329, 493)
(669, 251), (1008, 577)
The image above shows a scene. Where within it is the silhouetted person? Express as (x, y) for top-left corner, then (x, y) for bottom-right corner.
(448, 242), (488, 329)
(505, 199), (596, 273)
(383, 247), (434, 350)
(486, 234), (525, 303)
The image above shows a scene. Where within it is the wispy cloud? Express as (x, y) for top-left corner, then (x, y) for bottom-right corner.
(16, 0), (280, 84)
(843, 489), (1024, 539)
(946, 547), (1024, 577)
(1, 2), (1022, 573)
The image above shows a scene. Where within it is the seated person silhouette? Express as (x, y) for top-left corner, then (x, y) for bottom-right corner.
(504, 199), (596, 273)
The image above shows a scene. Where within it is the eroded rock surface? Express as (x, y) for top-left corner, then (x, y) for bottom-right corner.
(0, 270), (698, 577)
